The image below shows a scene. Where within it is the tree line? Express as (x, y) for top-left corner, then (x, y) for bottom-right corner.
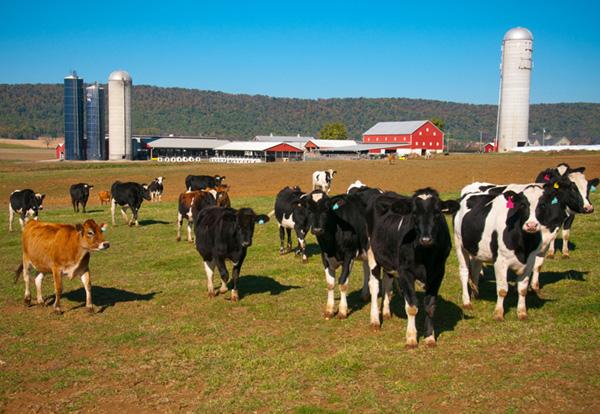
(1, 84), (599, 143)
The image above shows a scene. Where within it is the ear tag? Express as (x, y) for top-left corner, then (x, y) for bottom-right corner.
(506, 196), (514, 209)
(551, 197), (558, 205)
(591, 185), (597, 193)
(544, 174), (550, 181)
(553, 182), (559, 189)
(258, 219), (264, 224)
(101, 227), (107, 233)
(332, 203), (340, 211)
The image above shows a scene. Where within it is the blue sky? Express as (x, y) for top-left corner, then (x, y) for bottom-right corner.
(1, 0), (598, 104)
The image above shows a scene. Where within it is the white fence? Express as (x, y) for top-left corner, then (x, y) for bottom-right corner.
(210, 157), (263, 164)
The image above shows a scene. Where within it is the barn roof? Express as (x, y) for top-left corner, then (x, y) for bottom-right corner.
(147, 138), (230, 149)
(306, 139), (358, 148)
(215, 141), (304, 152)
(254, 135), (314, 142)
(363, 120), (430, 136)
(319, 143), (409, 153)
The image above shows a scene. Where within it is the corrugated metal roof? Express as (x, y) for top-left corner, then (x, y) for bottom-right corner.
(215, 141), (303, 151)
(148, 138), (230, 149)
(319, 143), (409, 152)
(363, 121), (429, 136)
(254, 135), (314, 142)
(307, 139), (358, 148)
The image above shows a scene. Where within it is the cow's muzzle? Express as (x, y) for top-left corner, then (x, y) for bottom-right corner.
(419, 236), (433, 246)
(241, 241), (251, 247)
(524, 221), (540, 233)
(311, 228), (324, 236)
(584, 204), (594, 214)
(99, 242), (110, 250)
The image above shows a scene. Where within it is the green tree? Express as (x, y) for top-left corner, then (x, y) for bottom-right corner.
(431, 117), (445, 131)
(320, 122), (348, 140)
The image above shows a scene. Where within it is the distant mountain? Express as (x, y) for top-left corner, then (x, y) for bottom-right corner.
(1, 84), (599, 143)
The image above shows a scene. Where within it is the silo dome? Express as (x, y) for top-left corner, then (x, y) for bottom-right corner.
(503, 27), (533, 41)
(108, 70), (132, 82)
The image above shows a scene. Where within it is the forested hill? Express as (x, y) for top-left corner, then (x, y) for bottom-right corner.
(1, 83), (599, 142)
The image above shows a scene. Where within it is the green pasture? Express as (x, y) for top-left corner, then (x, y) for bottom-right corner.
(1, 188), (599, 412)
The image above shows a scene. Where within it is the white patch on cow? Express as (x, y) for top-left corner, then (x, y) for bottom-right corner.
(311, 192), (324, 202)
(405, 301), (418, 346)
(35, 273), (44, 304)
(84, 185), (88, 188)
(382, 276), (393, 319)
(208, 189), (217, 199)
(204, 260), (216, 295)
(397, 217), (404, 231)
(417, 193), (432, 200)
(111, 199), (117, 225)
(557, 164), (569, 175)
(281, 213), (296, 229)
(325, 265), (336, 317)
(346, 180), (365, 194)
(81, 271), (92, 308)
(568, 172), (592, 209)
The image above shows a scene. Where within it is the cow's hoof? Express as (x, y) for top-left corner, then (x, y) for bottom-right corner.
(383, 313), (392, 320)
(493, 310), (504, 321)
(24, 297), (31, 306)
(424, 336), (436, 347)
(302, 257), (308, 264)
(546, 253), (554, 259)
(279, 249), (285, 256)
(337, 311), (348, 320)
(230, 292), (239, 302)
(53, 308), (63, 315)
(562, 254), (570, 260)
(405, 340), (418, 349)
(176, 237), (181, 242)
(207, 291), (216, 298)
(517, 310), (527, 321)
(219, 286), (228, 294)
(369, 322), (381, 331)
(324, 311), (335, 320)
(86, 306), (95, 314)
(188, 239), (194, 243)
(462, 303), (473, 311)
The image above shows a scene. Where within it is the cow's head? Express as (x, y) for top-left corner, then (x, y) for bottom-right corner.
(390, 188), (458, 246)
(236, 208), (269, 247)
(566, 168), (597, 213)
(77, 219), (110, 251)
(215, 185), (231, 207)
(307, 190), (330, 236)
(504, 186), (542, 233)
(34, 193), (45, 213)
(540, 175), (587, 214)
(292, 196), (311, 243)
(156, 176), (164, 184)
(141, 184), (152, 201)
(214, 175), (226, 186)
(326, 169), (337, 184)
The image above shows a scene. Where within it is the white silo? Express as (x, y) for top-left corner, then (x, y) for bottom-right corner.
(108, 70), (132, 160)
(496, 27), (533, 152)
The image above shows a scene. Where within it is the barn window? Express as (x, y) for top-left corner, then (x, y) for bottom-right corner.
(433, 132), (436, 136)
(419, 131), (422, 136)
(426, 128), (429, 132)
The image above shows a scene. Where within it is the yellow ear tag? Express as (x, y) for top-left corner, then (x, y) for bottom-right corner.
(553, 183), (559, 189)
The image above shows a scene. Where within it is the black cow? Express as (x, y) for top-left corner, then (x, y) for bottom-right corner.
(185, 174), (225, 192)
(70, 183), (94, 213)
(110, 181), (151, 227)
(274, 186), (311, 262)
(366, 189), (459, 348)
(148, 177), (164, 202)
(8, 189), (45, 231)
(535, 163), (598, 259)
(194, 206), (269, 301)
(306, 190), (371, 320)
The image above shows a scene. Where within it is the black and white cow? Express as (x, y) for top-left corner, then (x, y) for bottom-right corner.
(454, 184), (550, 321)
(110, 181), (151, 227)
(365, 189), (459, 347)
(535, 163), (598, 259)
(274, 186), (311, 262)
(8, 189), (45, 231)
(306, 190), (371, 320)
(461, 174), (592, 294)
(185, 174), (225, 192)
(69, 183), (93, 213)
(312, 169), (336, 193)
(194, 206), (269, 301)
(148, 177), (164, 202)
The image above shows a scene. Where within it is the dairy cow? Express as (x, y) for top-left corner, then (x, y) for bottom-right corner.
(98, 190), (111, 206)
(176, 190), (216, 242)
(70, 183), (93, 213)
(148, 177), (164, 202)
(110, 181), (151, 226)
(8, 189), (45, 231)
(15, 219), (109, 314)
(312, 169), (336, 193)
(273, 186), (311, 262)
(185, 175), (225, 192)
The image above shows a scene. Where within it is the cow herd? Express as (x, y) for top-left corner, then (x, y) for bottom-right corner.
(7, 164), (598, 348)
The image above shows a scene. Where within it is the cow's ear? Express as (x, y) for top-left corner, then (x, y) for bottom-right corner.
(589, 178), (599, 189)
(40, 194), (46, 201)
(572, 166), (585, 174)
(331, 170), (337, 176)
(255, 215), (269, 225)
(220, 176), (226, 181)
(331, 199), (345, 211)
(391, 199), (412, 215)
(89, 185), (94, 190)
(441, 199), (460, 214)
(142, 184), (148, 189)
(76, 223), (84, 235)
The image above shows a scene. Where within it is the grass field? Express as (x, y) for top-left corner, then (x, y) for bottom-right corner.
(1, 154), (599, 413)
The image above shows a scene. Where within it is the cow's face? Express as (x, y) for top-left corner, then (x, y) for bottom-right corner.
(567, 170), (596, 213)
(156, 177), (164, 184)
(546, 176), (587, 214)
(293, 198), (311, 240)
(141, 185), (152, 201)
(214, 175), (225, 186)
(307, 191), (329, 236)
(236, 208), (269, 247)
(504, 187), (542, 233)
(77, 219), (110, 251)
(34, 193), (45, 214)
(408, 189), (443, 246)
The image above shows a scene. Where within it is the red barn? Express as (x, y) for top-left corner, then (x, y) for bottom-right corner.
(484, 142), (496, 153)
(55, 143), (65, 160)
(362, 120), (444, 155)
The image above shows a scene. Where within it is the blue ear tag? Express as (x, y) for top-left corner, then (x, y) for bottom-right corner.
(591, 185), (597, 193)
(332, 203), (339, 211)
(551, 197), (558, 205)
(258, 219), (264, 224)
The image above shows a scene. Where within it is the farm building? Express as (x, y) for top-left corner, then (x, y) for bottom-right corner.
(484, 142), (496, 153)
(214, 141), (304, 162)
(317, 143), (409, 158)
(362, 120), (444, 155)
(304, 139), (359, 152)
(147, 137), (231, 161)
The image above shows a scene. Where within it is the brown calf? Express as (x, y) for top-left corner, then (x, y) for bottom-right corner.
(98, 190), (111, 205)
(177, 190), (215, 242)
(15, 219), (110, 314)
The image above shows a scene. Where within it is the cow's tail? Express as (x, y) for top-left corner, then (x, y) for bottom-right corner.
(14, 263), (23, 284)
(267, 210), (275, 218)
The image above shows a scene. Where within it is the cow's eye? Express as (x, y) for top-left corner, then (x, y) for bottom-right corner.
(87, 231), (94, 237)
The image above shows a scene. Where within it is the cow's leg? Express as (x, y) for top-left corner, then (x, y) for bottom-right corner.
(22, 261), (31, 305)
(382, 273), (394, 320)
(111, 199), (117, 225)
(51, 268), (63, 314)
(176, 212), (183, 241)
(286, 228), (292, 252)
(82, 199), (87, 213)
(186, 219), (193, 243)
(337, 258), (353, 319)
(493, 261), (509, 321)
(547, 234), (557, 259)
(130, 207), (140, 227)
(35, 272), (44, 305)
(203, 260), (216, 297)
(323, 255), (336, 319)
(216, 259), (230, 297)
(72, 199), (77, 212)
(469, 260), (482, 298)
(367, 248), (381, 328)
(456, 247), (473, 309)
(279, 226), (286, 254)
(120, 206), (129, 224)
(297, 234), (307, 263)
(81, 271), (93, 313)
(19, 212), (26, 230)
(230, 251), (247, 302)
(423, 268), (444, 347)
(531, 253), (545, 293)
(398, 273), (418, 348)
(8, 206), (14, 231)
(361, 261), (370, 302)
(516, 272), (529, 321)
(561, 228), (571, 258)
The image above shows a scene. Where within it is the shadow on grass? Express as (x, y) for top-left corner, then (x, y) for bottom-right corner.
(62, 285), (160, 313)
(138, 219), (170, 226)
(304, 243), (321, 258)
(82, 209), (104, 214)
(237, 275), (301, 300)
(539, 269), (587, 290)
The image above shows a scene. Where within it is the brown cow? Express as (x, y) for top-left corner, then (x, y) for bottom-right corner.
(15, 219), (109, 314)
(98, 190), (111, 205)
(176, 190), (216, 242)
(213, 184), (232, 208)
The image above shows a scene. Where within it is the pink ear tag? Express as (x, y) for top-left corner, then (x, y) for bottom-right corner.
(544, 174), (550, 181)
(506, 196), (514, 209)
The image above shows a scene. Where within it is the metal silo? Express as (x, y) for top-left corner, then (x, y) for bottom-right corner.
(496, 27), (533, 152)
(108, 70), (132, 160)
(86, 82), (106, 160)
(64, 71), (85, 160)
